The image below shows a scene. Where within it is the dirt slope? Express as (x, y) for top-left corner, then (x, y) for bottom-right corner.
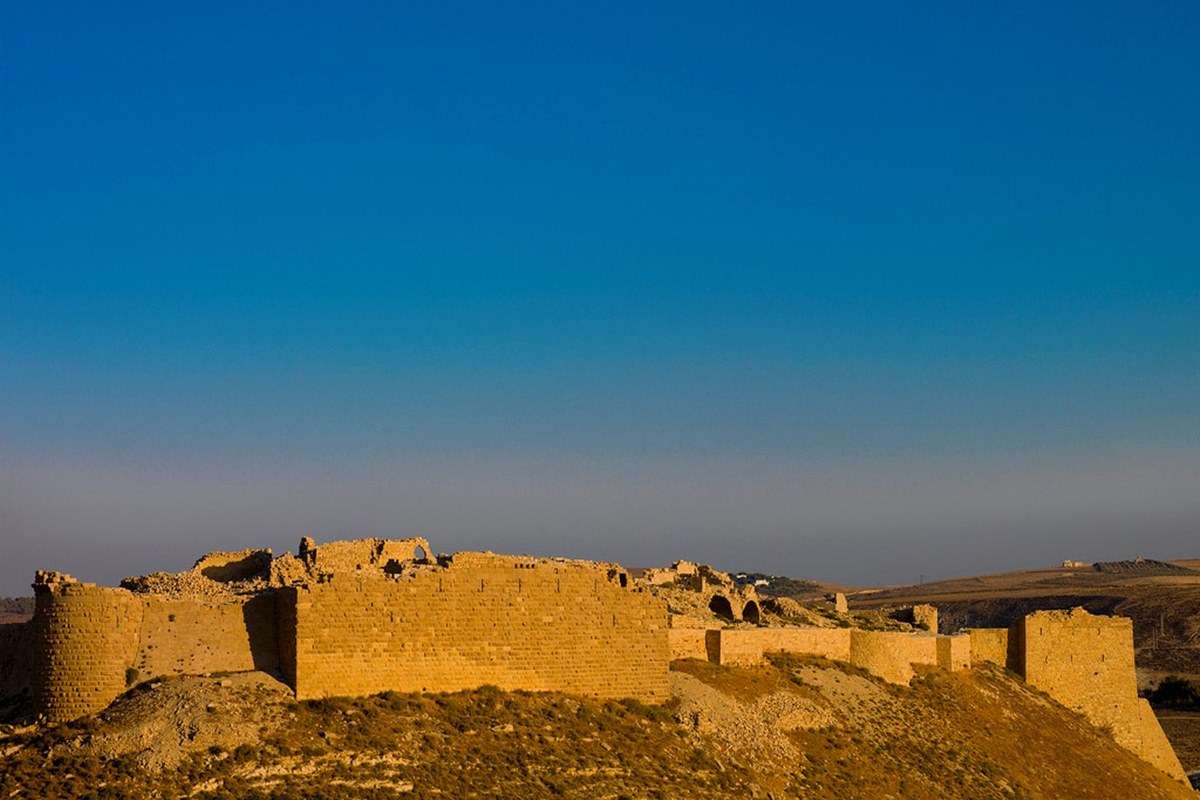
(1, 656), (1191, 799)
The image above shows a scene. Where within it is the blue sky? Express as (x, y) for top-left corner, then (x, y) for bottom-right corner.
(2, 2), (1198, 594)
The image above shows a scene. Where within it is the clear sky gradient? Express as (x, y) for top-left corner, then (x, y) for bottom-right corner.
(2, 2), (1198, 595)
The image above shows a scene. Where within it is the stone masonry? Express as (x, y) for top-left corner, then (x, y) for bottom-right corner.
(0, 545), (1185, 784)
(19, 539), (668, 721)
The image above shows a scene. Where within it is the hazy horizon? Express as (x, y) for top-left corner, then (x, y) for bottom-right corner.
(3, 3), (1198, 597)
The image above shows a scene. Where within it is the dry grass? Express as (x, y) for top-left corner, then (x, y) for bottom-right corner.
(1, 659), (1193, 799)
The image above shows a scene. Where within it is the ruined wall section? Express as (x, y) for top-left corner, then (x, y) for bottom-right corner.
(32, 582), (144, 722)
(888, 604), (938, 632)
(133, 595), (278, 681)
(288, 554), (668, 702)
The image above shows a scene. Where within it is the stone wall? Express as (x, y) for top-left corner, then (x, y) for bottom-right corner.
(1014, 610), (1137, 731)
(668, 628), (710, 661)
(912, 604), (938, 633)
(889, 604), (938, 633)
(1133, 698), (1189, 781)
(32, 582), (144, 721)
(698, 626), (949, 686)
(848, 630), (939, 684)
(285, 554), (669, 702)
(705, 629), (767, 665)
(1013, 609), (1185, 782)
(703, 627), (852, 666)
(133, 595), (278, 681)
(964, 628), (1009, 668)
(309, 537), (433, 574)
(935, 634), (970, 671)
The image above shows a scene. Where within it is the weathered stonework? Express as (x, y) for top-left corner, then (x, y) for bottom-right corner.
(888, 604), (938, 633)
(636, 561), (761, 626)
(964, 627), (1010, 668)
(831, 592), (849, 614)
(21, 539), (668, 721)
(1012, 609), (1185, 782)
(936, 633), (970, 671)
(283, 553), (668, 702)
(849, 630), (939, 684)
(702, 627), (852, 667)
(4, 547), (1186, 784)
(31, 580), (144, 721)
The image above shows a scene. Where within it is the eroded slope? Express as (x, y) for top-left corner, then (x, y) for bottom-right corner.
(0, 657), (1190, 800)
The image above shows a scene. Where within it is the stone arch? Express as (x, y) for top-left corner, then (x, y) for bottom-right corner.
(413, 545), (428, 562)
(742, 600), (761, 625)
(708, 594), (735, 621)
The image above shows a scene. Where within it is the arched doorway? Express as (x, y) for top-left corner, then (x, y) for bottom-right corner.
(742, 600), (761, 624)
(708, 594), (735, 621)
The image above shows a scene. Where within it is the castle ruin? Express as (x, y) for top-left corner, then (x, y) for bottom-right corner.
(0, 537), (1185, 783)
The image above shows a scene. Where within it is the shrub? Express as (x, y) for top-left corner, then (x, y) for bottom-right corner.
(1146, 676), (1200, 709)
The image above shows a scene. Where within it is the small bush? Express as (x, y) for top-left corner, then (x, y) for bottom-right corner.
(1145, 676), (1200, 709)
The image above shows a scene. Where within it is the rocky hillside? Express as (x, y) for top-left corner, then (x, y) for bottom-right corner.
(0, 656), (1191, 799)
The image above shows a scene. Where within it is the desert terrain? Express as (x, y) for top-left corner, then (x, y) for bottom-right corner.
(3, 546), (1198, 797)
(0, 655), (1192, 800)
(851, 557), (1200, 777)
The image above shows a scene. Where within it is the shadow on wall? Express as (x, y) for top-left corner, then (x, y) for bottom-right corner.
(200, 552), (272, 583)
(709, 595), (735, 621)
(242, 594), (281, 674)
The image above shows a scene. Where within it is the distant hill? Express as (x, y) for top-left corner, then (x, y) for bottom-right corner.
(1094, 560), (1198, 577)
(0, 598), (33, 624)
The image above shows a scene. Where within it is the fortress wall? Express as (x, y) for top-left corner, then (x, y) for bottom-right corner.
(309, 537), (433, 574)
(709, 627), (938, 684)
(760, 627), (852, 661)
(288, 558), (669, 702)
(888, 604), (938, 632)
(912, 604), (938, 633)
(1132, 698), (1187, 781)
(668, 628), (710, 661)
(706, 629), (765, 665)
(1015, 610), (1137, 729)
(701, 627), (853, 666)
(964, 628), (1009, 668)
(1015, 609), (1186, 783)
(936, 634), (970, 671)
(0, 621), (34, 703)
(132, 594), (278, 681)
(32, 584), (144, 721)
(849, 630), (938, 685)
(277, 589), (298, 689)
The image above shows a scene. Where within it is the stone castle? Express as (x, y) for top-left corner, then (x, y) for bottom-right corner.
(0, 537), (1185, 783)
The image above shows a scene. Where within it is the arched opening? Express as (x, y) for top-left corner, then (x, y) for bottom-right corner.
(742, 600), (761, 625)
(708, 594), (735, 622)
(413, 545), (428, 562)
